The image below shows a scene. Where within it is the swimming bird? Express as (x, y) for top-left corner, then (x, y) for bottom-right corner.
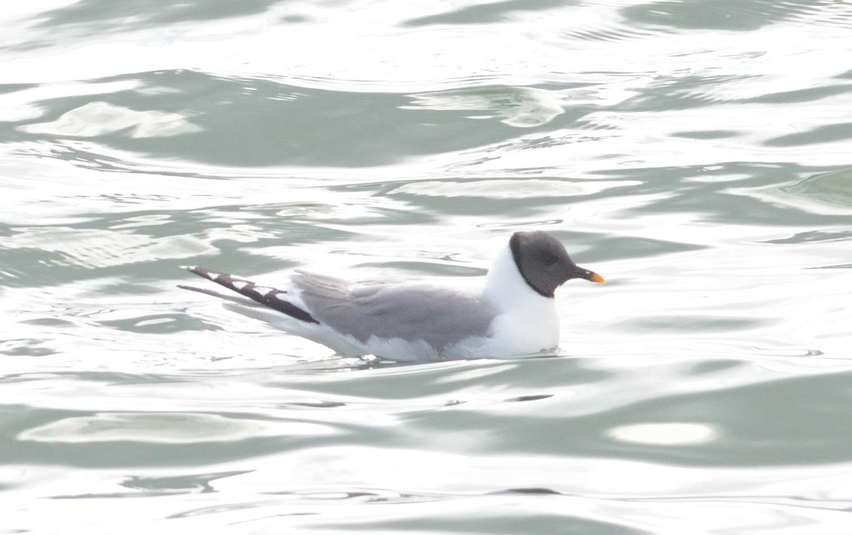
(181, 231), (604, 362)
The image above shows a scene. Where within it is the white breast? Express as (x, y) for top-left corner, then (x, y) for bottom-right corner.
(479, 243), (560, 356)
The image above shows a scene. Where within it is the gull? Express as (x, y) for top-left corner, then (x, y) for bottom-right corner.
(181, 231), (605, 362)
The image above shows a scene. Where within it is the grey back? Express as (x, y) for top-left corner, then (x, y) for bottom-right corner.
(293, 271), (497, 351)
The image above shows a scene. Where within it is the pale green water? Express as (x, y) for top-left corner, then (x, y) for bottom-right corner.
(2, 1), (852, 533)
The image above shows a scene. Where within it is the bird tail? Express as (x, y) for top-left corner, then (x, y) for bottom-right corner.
(181, 265), (318, 324)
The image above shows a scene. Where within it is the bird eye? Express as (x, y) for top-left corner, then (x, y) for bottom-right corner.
(542, 253), (559, 265)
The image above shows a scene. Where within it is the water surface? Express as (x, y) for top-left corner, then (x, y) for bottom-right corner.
(2, 1), (852, 533)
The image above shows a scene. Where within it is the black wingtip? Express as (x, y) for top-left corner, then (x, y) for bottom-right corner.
(181, 265), (319, 324)
(182, 265), (222, 283)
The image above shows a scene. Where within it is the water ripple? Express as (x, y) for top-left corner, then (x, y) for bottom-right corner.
(3, 0), (852, 533)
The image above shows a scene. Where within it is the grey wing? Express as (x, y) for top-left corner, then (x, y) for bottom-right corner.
(293, 271), (497, 351)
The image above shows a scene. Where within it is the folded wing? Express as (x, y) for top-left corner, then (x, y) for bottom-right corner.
(293, 270), (497, 352)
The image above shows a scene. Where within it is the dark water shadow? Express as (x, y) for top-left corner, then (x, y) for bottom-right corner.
(7, 66), (850, 176)
(0, 200), (421, 288)
(401, 369), (852, 466)
(780, 167), (852, 207)
(267, 357), (613, 400)
(764, 230), (852, 245)
(617, 315), (772, 333)
(7, 71), (594, 168)
(590, 162), (851, 228)
(618, 74), (755, 110)
(0, 404), (389, 468)
(402, 0), (576, 27)
(671, 129), (741, 139)
(0, 83), (37, 95)
(765, 122), (852, 147)
(745, 84), (852, 104)
(621, 0), (844, 31)
(0, 337), (56, 357)
(0, 370), (191, 386)
(49, 470), (251, 499)
(316, 509), (650, 535)
(35, 0), (286, 30)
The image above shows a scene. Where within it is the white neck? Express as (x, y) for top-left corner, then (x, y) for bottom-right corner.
(482, 242), (554, 310)
(480, 241), (560, 355)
